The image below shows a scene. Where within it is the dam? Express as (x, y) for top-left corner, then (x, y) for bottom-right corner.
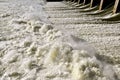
(0, 0), (120, 80)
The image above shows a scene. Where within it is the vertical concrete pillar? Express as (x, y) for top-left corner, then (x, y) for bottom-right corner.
(113, 0), (120, 13)
(90, 0), (94, 7)
(99, 0), (104, 10)
(99, 0), (114, 11)
(73, 0), (76, 2)
(78, 0), (80, 4)
(90, 0), (101, 8)
(83, 0), (91, 5)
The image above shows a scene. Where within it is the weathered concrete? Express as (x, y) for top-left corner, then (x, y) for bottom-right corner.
(99, 0), (114, 10)
(113, 0), (120, 13)
(90, 0), (101, 8)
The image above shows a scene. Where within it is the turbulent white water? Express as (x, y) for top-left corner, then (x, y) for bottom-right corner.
(0, 0), (120, 80)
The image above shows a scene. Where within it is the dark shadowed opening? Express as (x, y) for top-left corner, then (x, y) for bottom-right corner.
(100, 0), (114, 10)
(91, 0), (101, 7)
(74, 0), (79, 3)
(84, 0), (91, 5)
(79, 0), (84, 4)
(116, 0), (120, 13)
(71, 0), (74, 2)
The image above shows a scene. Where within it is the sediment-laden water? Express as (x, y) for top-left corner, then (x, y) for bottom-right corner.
(0, 0), (120, 80)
